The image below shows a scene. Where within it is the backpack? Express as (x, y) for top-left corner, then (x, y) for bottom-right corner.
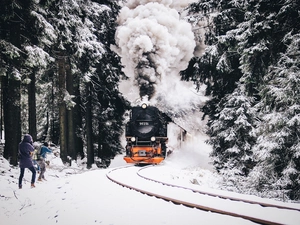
(35, 145), (42, 160)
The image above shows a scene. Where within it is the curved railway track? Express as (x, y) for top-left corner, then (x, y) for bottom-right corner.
(107, 165), (300, 225)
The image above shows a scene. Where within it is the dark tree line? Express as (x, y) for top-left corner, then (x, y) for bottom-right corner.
(182, 0), (300, 200)
(0, 0), (129, 168)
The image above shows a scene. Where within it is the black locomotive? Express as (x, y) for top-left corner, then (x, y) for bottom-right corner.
(124, 103), (169, 164)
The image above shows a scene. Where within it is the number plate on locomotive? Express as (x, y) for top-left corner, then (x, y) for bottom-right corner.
(138, 150), (147, 156)
(139, 122), (149, 126)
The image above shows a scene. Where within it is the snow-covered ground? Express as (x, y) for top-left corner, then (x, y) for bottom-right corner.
(1, 137), (300, 225)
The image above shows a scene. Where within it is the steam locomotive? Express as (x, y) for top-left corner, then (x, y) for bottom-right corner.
(124, 103), (169, 164)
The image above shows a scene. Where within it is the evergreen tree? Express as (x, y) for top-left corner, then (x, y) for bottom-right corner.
(186, 0), (300, 200)
(0, 0), (39, 165)
(183, 0), (248, 175)
(250, 32), (300, 200)
(95, 58), (129, 167)
(0, 0), (132, 168)
(237, 1), (282, 98)
(207, 0), (279, 177)
(90, 0), (129, 167)
(28, 0), (59, 143)
(39, 0), (106, 164)
(209, 84), (256, 177)
(184, 0), (245, 122)
(40, 0), (127, 166)
(233, 0), (300, 200)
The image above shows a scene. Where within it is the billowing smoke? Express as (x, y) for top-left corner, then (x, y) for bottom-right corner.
(114, 0), (195, 99)
(125, 0), (199, 11)
(114, 0), (207, 133)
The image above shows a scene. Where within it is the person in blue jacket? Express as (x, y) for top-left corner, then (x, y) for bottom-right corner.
(38, 142), (52, 181)
(40, 142), (52, 159)
(18, 134), (36, 189)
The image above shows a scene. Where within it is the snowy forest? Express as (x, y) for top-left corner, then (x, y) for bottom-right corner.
(0, 0), (299, 201)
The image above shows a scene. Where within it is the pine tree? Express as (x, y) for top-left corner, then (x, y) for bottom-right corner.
(209, 84), (256, 178)
(0, 0), (129, 167)
(90, 0), (129, 167)
(250, 32), (300, 200)
(186, 0), (300, 200)
(183, 1), (249, 175)
(231, 0), (300, 200)
(40, 0), (127, 166)
(183, 0), (246, 121)
(236, 1), (282, 98)
(26, 0), (59, 143)
(0, 0), (38, 165)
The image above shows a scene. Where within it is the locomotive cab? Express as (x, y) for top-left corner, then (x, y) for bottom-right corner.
(124, 103), (169, 164)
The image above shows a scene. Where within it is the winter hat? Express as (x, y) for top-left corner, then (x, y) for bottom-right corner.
(23, 134), (33, 144)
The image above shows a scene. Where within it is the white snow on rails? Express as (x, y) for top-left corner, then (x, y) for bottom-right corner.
(139, 165), (300, 212)
(107, 165), (300, 225)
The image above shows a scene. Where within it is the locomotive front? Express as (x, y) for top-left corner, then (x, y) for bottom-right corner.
(124, 103), (168, 164)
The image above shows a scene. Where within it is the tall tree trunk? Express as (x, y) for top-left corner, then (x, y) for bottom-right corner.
(97, 124), (111, 168)
(0, 76), (3, 140)
(65, 59), (76, 160)
(3, 20), (21, 166)
(74, 79), (84, 159)
(50, 71), (59, 144)
(3, 76), (21, 165)
(86, 82), (94, 168)
(97, 89), (111, 167)
(28, 69), (37, 140)
(58, 53), (68, 163)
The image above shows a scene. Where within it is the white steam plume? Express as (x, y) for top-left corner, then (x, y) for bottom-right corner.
(114, 0), (207, 132)
(125, 0), (198, 10)
(114, 1), (195, 99)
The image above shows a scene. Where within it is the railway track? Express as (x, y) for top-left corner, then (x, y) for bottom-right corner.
(138, 165), (300, 212)
(107, 165), (300, 225)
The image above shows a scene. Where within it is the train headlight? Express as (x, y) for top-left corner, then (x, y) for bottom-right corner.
(141, 103), (147, 109)
(151, 136), (156, 142)
(131, 137), (136, 142)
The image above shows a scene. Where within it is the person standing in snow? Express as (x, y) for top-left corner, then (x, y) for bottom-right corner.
(32, 148), (40, 173)
(18, 134), (36, 189)
(38, 157), (47, 181)
(38, 142), (52, 181)
(40, 142), (52, 159)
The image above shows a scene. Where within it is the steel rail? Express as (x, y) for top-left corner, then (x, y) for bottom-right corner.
(106, 166), (296, 225)
(137, 165), (300, 212)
